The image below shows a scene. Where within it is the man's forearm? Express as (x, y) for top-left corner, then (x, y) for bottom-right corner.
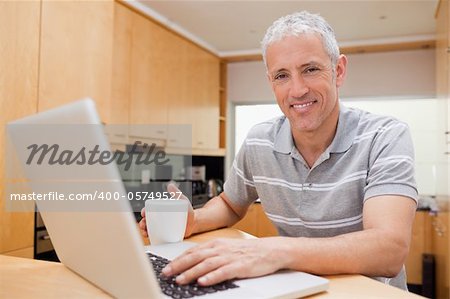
(191, 195), (244, 235)
(274, 228), (409, 278)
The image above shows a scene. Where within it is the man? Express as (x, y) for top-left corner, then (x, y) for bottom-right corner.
(140, 11), (417, 290)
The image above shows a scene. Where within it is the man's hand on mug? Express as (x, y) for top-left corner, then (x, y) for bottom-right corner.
(139, 183), (195, 238)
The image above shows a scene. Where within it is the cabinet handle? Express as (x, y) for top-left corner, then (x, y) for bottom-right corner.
(40, 235), (51, 240)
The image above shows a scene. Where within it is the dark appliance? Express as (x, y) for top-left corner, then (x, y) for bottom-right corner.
(34, 210), (59, 262)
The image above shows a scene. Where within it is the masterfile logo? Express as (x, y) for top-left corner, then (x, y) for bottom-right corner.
(5, 123), (194, 212)
(25, 141), (169, 171)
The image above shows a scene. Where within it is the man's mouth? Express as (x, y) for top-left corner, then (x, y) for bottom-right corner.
(291, 100), (317, 109)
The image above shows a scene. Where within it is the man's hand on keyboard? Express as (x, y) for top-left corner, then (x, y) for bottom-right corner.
(161, 237), (287, 286)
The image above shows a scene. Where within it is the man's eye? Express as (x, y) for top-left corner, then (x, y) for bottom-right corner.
(274, 73), (288, 81)
(305, 67), (319, 74)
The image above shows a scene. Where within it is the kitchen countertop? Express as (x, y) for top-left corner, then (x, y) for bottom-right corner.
(0, 228), (424, 299)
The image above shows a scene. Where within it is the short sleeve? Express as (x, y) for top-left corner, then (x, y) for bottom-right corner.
(223, 140), (259, 208)
(364, 121), (418, 203)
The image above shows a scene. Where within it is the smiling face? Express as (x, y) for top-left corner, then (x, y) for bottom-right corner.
(266, 33), (347, 136)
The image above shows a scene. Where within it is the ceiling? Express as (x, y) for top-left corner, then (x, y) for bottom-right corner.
(132, 0), (439, 57)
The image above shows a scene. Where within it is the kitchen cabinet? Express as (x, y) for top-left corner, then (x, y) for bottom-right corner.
(105, 2), (134, 148)
(164, 21), (193, 149)
(128, 9), (171, 142)
(1, 0), (223, 259)
(219, 62), (227, 150)
(190, 46), (220, 150)
(405, 210), (449, 298)
(232, 204), (258, 235)
(436, 0), (450, 154)
(111, 2), (132, 126)
(405, 211), (433, 286)
(166, 40), (221, 152)
(232, 203), (278, 237)
(431, 211), (449, 298)
(173, 42), (220, 150)
(435, 1), (450, 297)
(35, 0), (223, 153)
(0, 1), (40, 256)
(114, 2), (222, 152)
(38, 1), (114, 122)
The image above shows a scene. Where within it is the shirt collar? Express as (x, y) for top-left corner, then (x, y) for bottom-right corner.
(273, 116), (294, 154)
(328, 103), (359, 154)
(273, 103), (359, 155)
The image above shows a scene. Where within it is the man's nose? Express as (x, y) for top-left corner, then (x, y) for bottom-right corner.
(289, 75), (309, 98)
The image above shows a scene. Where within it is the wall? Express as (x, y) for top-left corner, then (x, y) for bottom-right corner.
(343, 98), (448, 196)
(227, 49), (436, 103)
(226, 49), (446, 194)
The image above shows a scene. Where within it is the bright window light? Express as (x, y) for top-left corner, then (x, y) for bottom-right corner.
(235, 104), (282, 154)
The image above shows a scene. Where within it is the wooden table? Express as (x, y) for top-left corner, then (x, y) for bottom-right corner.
(0, 228), (424, 298)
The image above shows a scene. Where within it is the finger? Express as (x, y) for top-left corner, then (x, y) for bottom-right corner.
(197, 263), (240, 286)
(140, 207), (145, 218)
(166, 182), (189, 201)
(138, 218), (146, 230)
(176, 240), (221, 259)
(175, 256), (226, 285)
(162, 247), (217, 277)
(166, 183), (194, 216)
(187, 238), (229, 253)
(138, 219), (148, 237)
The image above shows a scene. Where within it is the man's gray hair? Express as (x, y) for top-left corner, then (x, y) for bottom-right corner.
(261, 11), (340, 69)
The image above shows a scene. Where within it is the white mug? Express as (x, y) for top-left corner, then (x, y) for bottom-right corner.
(145, 199), (189, 245)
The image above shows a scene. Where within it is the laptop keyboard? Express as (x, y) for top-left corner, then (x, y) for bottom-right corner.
(147, 252), (239, 298)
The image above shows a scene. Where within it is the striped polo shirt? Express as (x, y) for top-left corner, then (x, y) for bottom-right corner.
(224, 103), (418, 289)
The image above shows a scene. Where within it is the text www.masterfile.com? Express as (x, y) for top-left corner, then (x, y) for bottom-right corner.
(9, 191), (183, 201)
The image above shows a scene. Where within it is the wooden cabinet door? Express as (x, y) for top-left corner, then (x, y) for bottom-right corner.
(436, 0), (449, 131)
(254, 204), (278, 237)
(436, 3), (450, 295)
(436, 0), (448, 99)
(193, 52), (220, 150)
(111, 2), (133, 126)
(129, 12), (170, 141)
(232, 203), (278, 237)
(232, 204), (258, 236)
(114, 4), (220, 151)
(38, 1), (114, 123)
(0, 1), (40, 254)
(406, 211), (449, 298)
(165, 30), (193, 149)
(447, 83), (450, 155)
(405, 211), (433, 285)
(166, 40), (220, 150)
(431, 212), (449, 299)
(181, 43), (220, 150)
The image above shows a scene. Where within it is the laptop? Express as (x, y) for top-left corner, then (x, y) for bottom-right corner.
(6, 99), (329, 298)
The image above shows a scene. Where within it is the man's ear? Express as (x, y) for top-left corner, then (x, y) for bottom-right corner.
(335, 54), (347, 87)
